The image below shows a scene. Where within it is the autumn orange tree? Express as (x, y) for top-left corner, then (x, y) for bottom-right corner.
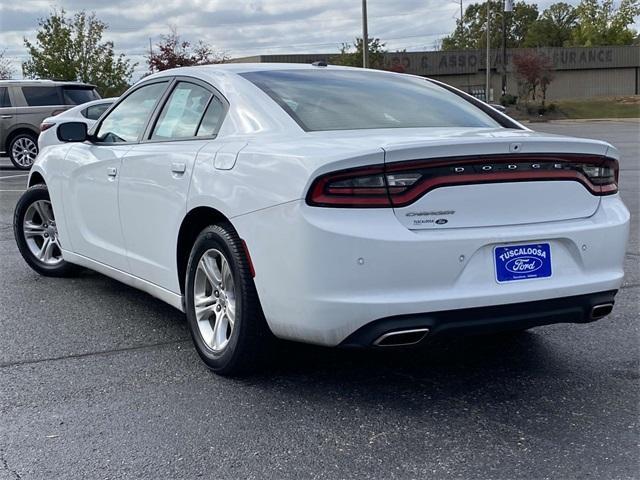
(147, 28), (228, 73)
(513, 51), (555, 107)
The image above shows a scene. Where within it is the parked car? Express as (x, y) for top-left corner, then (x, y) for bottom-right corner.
(39, 98), (116, 152)
(13, 64), (630, 376)
(0, 80), (100, 169)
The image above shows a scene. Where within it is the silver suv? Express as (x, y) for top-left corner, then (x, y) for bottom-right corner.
(0, 80), (101, 170)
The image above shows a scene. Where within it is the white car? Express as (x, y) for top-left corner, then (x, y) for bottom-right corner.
(14, 64), (630, 375)
(38, 98), (116, 151)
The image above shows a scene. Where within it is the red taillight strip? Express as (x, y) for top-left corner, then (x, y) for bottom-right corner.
(306, 154), (618, 208)
(389, 170), (599, 207)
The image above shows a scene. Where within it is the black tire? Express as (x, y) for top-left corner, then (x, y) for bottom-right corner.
(185, 223), (273, 376)
(13, 184), (79, 277)
(8, 132), (38, 170)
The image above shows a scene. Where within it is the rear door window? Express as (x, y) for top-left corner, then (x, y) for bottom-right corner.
(21, 86), (62, 106)
(63, 87), (100, 105)
(0, 87), (11, 107)
(151, 82), (211, 140)
(83, 102), (112, 120)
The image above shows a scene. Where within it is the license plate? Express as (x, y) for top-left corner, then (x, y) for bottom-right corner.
(494, 243), (552, 283)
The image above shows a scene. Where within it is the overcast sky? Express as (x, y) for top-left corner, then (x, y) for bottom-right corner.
(0, 0), (635, 80)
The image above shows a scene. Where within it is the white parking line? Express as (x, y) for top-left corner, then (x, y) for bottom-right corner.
(0, 189), (26, 192)
(0, 174), (29, 180)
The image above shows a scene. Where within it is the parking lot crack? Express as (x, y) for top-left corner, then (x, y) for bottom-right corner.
(0, 338), (190, 370)
(1, 451), (21, 480)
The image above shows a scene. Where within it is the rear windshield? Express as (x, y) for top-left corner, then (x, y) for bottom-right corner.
(63, 86), (100, 105)
(240, 69), (500, 132)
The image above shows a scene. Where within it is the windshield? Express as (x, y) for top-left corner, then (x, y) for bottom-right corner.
(240, 69), (500, 132)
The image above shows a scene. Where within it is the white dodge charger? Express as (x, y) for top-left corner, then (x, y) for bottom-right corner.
(14, 64), (630, 375)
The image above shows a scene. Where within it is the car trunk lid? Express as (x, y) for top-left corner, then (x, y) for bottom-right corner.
(380, 130), (609, 230)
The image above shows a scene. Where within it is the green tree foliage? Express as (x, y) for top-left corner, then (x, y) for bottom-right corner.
(442, 1), (539, 50)
(523, 3), (579, 47)
(331, 38), (386, 69)
(0, 49), (14, 79)
(570, 0), (640, 46)
(147, 27), (228, 73)
(443, 0), (640, 50)
(23, 9), (136, 96)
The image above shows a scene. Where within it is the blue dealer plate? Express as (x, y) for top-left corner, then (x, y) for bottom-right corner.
(494, 243), (552, 283)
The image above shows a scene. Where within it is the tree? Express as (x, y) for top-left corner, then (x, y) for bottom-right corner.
(23, 9), (135, 96)
(0, 49), (14, 79)
(523, 3), (579, 47)
(570, 0), (640, 46)
(442, 1), (539, 50)
(513, 51), (555, 105)
(147, 28), (228, 73)
(331, 38), (386, 69)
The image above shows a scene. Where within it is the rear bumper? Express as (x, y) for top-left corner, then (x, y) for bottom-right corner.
(340, 290), (618, 348)
(233, 195), (630, 347)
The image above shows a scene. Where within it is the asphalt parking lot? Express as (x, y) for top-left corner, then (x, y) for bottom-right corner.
(0, 120), (638, 480)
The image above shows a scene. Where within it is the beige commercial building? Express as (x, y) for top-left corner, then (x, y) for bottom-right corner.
(232, 45), (640, 101)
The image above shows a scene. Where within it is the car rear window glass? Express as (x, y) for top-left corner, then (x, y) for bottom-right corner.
(0, 87), (10, 107)
(240, 69), (500, 131)
(63, 87), (100, 105)
(22, 86), (61, 106)
(151, 82), (211, 140)
(83, 102), (112, 120)
(196, 96), (225, 137)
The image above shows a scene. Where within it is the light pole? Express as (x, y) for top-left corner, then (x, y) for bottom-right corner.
(502, 0), (513, 97)
(362, 0), (369, 68)
(485, 1), (490, 102)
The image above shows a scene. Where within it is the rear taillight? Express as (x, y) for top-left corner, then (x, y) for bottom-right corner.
(306, 154), (619, 208)
(40, 122), (55, 132)
(306, 165), (392, 207)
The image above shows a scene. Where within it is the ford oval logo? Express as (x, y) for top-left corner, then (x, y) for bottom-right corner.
(505, 256), (543, 274)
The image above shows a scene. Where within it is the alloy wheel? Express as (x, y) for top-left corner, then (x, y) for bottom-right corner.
(193, 248), (237, 352)
(22, 199), (63, 265)
(12, 137), (38, 168)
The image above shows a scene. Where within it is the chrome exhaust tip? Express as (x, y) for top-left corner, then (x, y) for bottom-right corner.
(373, 328), (430, 347)
(591, 303), (614, 320)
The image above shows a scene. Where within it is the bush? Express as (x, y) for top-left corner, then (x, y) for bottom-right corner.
(500, 94), (518, 106)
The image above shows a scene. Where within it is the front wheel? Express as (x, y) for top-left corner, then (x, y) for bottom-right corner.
(185, 223), (272, 376)
(9, 133), (38, 170)
(13, 185), (78, 277)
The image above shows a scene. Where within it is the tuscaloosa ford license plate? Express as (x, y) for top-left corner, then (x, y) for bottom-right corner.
(494, 243), (552, 283)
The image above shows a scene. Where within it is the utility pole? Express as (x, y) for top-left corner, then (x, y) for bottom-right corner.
(362, 0), (369, 68)
(486, 1), (491, 102)
(459, 0), (464, 44)
(149, 38), (153, 72)
(502, 0), (513, 97)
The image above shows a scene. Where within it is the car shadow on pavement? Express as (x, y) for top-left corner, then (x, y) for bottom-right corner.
(234, 329), (562, 408)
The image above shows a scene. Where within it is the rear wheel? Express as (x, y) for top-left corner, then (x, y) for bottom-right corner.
(13, 185), (78, 276)
(9, 133), (38, 170)
(185, 223), (272, 376)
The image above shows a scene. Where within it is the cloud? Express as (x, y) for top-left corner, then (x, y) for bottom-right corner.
(0, 0), (636, 80)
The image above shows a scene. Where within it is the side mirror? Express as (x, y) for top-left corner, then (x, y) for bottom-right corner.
(57, 122), (88, 142)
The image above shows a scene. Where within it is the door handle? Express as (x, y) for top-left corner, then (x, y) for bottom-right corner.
(107, 167), (117, 177)
(171, 162), (186, 174)
(1, 115), (12, 119)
